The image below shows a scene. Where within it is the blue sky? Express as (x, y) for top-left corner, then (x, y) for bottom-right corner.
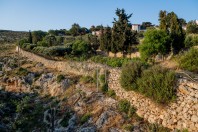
(0, 0), (197, 31)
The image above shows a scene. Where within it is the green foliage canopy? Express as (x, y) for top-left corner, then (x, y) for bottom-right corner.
(139, 29), (171, 61)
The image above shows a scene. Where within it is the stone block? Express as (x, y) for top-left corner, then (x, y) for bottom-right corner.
(178, 85), (189, 95)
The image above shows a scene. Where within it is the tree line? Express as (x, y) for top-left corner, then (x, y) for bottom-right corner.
(19, 8), (198, 62)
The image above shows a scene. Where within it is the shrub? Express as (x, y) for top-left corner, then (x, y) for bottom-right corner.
(90, 55), (137, 67)
(37, 40), (49, 47)
(120, 61), (147, 91)
(184, 34), (198, 48)
(118, 99), (131, 114)
(99, 74), (106, 84)
(16, 67), (29, 76)
(72, 40), (92, 56)
(32, 46), (72, 57)
(57, 74), (65, 83)
(107, 89), (116, 97)
(145, 124), (171, 132)
(80, 113), (91, 124)
(60, 112), (71, 127)
(178, 48), (198, 73)
(80, 76), (94, 84)
(101, 83), (108, 93)
(128, 106), (137, 117)
(137, 66), (176, 104)
(122, 124), (134, 131)
(25, 43), (37, 51)
(18, 39), (28, 47)
(32, 46), (46, 54)
(138, 29), (171, 61)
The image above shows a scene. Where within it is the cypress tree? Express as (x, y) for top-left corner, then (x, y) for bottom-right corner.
(28, 30), (32, 43)
(111, 8), (136, 56)
(159, 10), (185, 53)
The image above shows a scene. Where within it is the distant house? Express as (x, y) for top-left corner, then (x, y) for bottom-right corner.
(131, 24), (141, 31)
(196, 20), (198, 25)
(92, 31), (101, 37)
(182, 25), (187, 30)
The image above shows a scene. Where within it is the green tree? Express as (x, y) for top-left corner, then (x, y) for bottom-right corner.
(80, 27), (89, 35)
(43, 35), (57, 46)
(48, 29), (57, 36)
(139, 29), (171, 61)
(167, 12), (185, 52)
(28, 30), (32, 43)
(88, 34), (99, 51)
(178, 18), (187, 26)
(186, 20), (198, 34)
(89, 25), (96, 32)
(72, 40), (91, 56)
(159, 10), (168, 32)
(141, 22), (153, 30)
(100, 26), (112, 54)
(111, 8), (136, 55)
(70, 23), (81, 36)
(56, 36), (64, 44)
(159, 10), (185, 52)
(32, 30), (47, 44)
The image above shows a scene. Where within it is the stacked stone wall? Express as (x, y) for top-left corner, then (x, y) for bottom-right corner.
(17, 47), (198, 131)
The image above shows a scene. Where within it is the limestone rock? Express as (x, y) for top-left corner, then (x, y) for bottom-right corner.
(191, 115), (198, 122)
(77, 126), (96, 132)
(96, 111), (109, 129)
(178, 85), (189, 95)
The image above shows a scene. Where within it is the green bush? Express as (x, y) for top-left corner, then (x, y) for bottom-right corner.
(32, 46), (46, 54)
(72, 40), (92, 56)
(99, 74), (106, 84)
(37, 40), (49, 47)
(60, 112), (71, 127)
(101, 83), (108, 93)
(16, 67), (29, 76)
(128, 106), (137, 117)
(120, 61), (147, 91)
(25, 43), (37, 51)
(145, 124), (171, 132)
(137, 66), (176, 104)
(80, 76), (94, 84)
(57, 74), (65, 83)
(178, 48), (198, 73)
(118, 99), (131, 114)
(32, 46), (72, 57)
(18, 39), (29, 47)
(185, 34), (198, 48)
(122, 124), (134, 131)
(80, 113), (91, 124)
(107, 89), (116, 97)
(90, 55), (138, 67)
(138, 29), (171, 61)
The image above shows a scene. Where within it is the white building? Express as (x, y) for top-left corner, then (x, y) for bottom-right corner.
(196, 20), (198, 25)
(92, 31), (102, 37)
(132, 24), (141, 31)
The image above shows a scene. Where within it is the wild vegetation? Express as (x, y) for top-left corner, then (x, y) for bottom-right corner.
(121, 63), (176, 104)
(178, 48), (198, 73)
(15, 8), (198, 106)
(2, 6), (198, 131)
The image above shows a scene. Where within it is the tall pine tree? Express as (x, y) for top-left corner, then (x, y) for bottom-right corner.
(28, 30), (32, 43)
(111, 8), (136, 56)
(159, 10), (185, 53)
(100, 26), (112, 54)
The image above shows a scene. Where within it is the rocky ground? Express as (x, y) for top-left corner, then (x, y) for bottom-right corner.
(0, 45), (171, 132)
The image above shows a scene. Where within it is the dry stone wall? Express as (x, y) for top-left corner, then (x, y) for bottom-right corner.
(17, 47), (198, 131)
